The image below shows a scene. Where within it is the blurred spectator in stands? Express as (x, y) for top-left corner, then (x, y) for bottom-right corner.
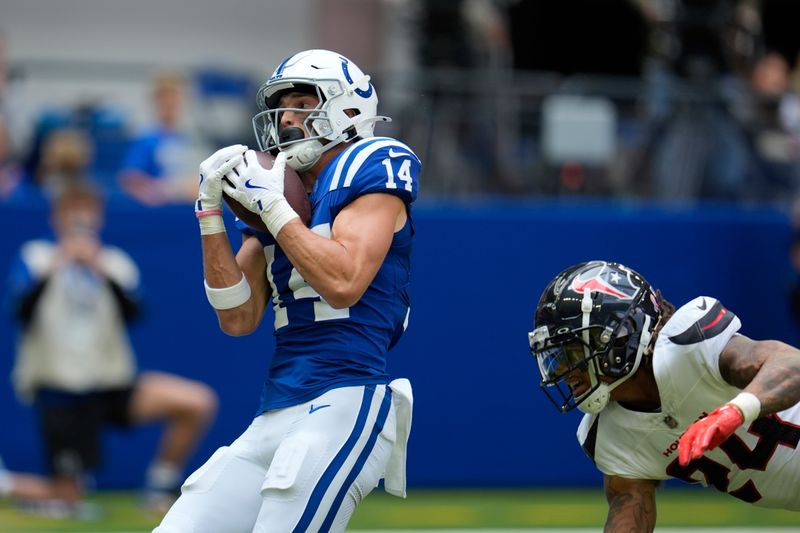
(19, 100), (130, 201)
(0, 28), (7, 100)
(506, 0), (650, 197)
(462, 0), (519, 193)
(0, 28), (22, 152)
(35, 128), (95, 198)
(5, 184), (218, 516)
(645, 0), (760, 200)
(746, 51), (800, 198)
(0, 113), (22, 198)
(760, 0), (800, 79)
(411, 0), (518, 194)
(789, 232), (800, 327)
(119, 71), (204, 206)
(76, 100), (132, 195)
(0, 29), (26, 199)
(758, 0), (800, 204)
(7, 126), (96, 203)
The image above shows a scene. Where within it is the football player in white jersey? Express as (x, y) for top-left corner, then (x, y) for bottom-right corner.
(156, 50), (419, 532)
(528, 261), (800, 532)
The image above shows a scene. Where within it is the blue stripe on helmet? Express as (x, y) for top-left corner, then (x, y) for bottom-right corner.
(271, 54), (293, 80)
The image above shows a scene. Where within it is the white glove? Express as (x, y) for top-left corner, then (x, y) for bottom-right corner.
(221, 150), (299, 236)
(196, 144), (245, 235)
(196, 144), (246, 213)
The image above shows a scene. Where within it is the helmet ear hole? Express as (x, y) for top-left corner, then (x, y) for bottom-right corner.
(604, 337), (631, 377)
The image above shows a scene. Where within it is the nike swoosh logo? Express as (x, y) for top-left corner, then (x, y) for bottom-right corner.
(388, 148), (409, 158)
(245, 179), (268, 190)
(698, 298), (707, 311)
(309, 404), (331, 414)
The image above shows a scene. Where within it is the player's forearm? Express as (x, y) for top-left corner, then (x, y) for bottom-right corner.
(215, 301), (263, 336)
(275, 220), (368, 309)
(201, 233), (261, 335)
(742, 341), (800, 415)
(201, 233), (243, 287)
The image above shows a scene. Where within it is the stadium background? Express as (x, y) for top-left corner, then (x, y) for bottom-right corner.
(1, 0), (800, 529)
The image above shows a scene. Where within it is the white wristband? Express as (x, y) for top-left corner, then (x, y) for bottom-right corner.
(728, 392), (761, 423)
(204, 274), (251, 310)
(260, 197), (300, 237)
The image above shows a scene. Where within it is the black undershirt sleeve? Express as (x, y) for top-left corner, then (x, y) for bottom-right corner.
(106, 279), (142, 322)
(15, 273), (143, 325)
(15, 277), (50, 325)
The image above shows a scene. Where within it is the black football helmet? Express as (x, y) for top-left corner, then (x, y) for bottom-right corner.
(528, 261), (662, 414)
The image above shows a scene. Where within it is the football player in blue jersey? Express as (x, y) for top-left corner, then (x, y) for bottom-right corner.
(155, 49), (420, 533)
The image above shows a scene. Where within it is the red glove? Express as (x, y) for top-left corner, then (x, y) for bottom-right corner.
(678, 404), (744, 466)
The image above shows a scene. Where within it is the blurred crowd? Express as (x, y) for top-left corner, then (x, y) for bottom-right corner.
(2, 0), (800, 205)
(0, 66), (223, 208)
(393, 0), (800, 202)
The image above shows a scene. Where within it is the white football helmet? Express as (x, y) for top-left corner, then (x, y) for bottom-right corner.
(252, 49), (390, 171)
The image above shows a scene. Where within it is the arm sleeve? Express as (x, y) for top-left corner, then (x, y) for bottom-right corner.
(4, 242), (53, 325)
(99, 246), (143, 321)
(107, 278), (143, 321)
(14, 277), (49, 325)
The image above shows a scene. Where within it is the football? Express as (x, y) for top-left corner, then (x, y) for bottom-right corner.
(222, 150), (311, 235)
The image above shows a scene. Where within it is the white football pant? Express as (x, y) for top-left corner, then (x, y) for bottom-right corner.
(153, 383), (402, 533)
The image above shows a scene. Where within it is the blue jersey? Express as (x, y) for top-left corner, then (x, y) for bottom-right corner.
(237, 137), (420, 412)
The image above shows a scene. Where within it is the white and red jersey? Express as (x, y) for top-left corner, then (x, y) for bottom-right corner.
(578, 296), (800, 510)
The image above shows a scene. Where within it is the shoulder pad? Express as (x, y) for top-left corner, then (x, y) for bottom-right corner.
(327, 137), (420, 200)
(665, 297), (737, 346)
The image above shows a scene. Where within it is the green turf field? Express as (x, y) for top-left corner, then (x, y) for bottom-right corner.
(0, 487), (797, 532)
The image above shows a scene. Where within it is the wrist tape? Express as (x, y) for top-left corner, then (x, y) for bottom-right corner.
(728, 391), (761, 423)
(196, 209), (226, 235)
(204, 273), (251, 310)
(259, 197), (299, 237)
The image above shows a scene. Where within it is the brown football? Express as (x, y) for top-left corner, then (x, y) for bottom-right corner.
(222, 150), (311, 235)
